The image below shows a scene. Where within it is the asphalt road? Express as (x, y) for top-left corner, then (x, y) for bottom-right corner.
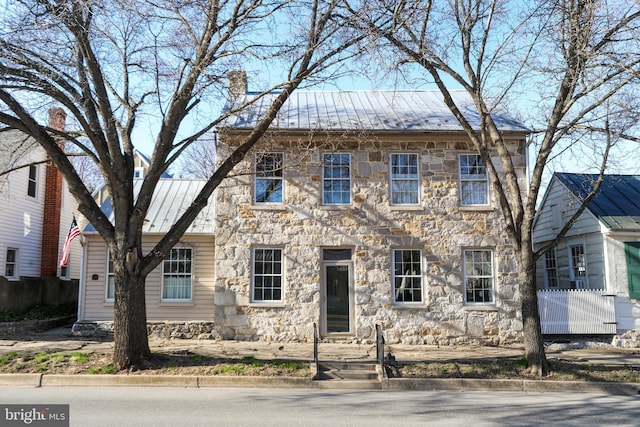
(2, 386), (639, 426)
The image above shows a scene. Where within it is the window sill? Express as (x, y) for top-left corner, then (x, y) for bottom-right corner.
(463, 305), (498, 312)
(459, 205), (493, 212)
(320, 204), (352, 210)
(392, 302), (426, 309)
(389, 205), (423, 211)
(159, 301), (194, 307)
(249, 302), (285, 308)
(252, 204), (287, 211)
(103, 301), (114, 306)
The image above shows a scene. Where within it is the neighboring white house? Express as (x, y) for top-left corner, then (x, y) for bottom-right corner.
(533, 173), (640, 346)
(0, 109), (81, 282)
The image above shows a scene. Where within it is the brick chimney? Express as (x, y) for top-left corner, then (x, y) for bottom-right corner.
(228, 70), (247, 105)
(40, 108), (66, 277)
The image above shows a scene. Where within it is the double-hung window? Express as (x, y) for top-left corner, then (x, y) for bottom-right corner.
(459, 154), (488, 206)
(390, 153), (419, 205)
(5, 248), (18, 279)
(544, 248), (559, 289)
(464, 249), (494, 304)
(27, 165), (37, 198)
(106, 253), (115, 301)
(322, 153), (351, 205)
(252, 248), (283, 302)
(569, 244), (587, 288)
(393, 249), (423, 303)
(255, 153), (284, 203)
(162, 248), (193, 301)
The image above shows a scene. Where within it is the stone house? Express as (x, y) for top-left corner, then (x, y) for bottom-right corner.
(533, 173), (640, 345)
(213, 87), (530, 345)
(75, 85), (531, 344)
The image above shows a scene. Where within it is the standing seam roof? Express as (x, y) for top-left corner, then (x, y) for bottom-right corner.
(220, 90), (530, 132)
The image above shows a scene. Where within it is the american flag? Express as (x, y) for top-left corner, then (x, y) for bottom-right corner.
(59, 216), (81, 268)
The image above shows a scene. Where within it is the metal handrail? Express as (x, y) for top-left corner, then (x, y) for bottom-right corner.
(313, 322), (319, 378)
(375, 324), (385, 378)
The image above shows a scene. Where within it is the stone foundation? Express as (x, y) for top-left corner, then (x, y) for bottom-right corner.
(72, 321), (220, 340)
(611, 330), (640, 348)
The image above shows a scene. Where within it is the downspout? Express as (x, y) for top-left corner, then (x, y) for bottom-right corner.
(76, 236), (87, 323)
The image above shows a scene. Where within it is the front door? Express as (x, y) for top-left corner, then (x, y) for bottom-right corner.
(625, 242), (640, 299)
(321, 248), (353, 335)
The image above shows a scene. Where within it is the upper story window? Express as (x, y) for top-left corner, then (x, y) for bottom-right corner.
(390, 153), (419, 205)
(5, 248), (18, 280)
(27, 165), (38, 198)
(162, 248), (193, 301)
(459, 154), (488, 206)
(322, 153), (351, 205)
(255, 153), (284, 203)
(393, 249), (423, 303)
(464, 249), (494, 304)
(252, 248), (283, 302)
(134, 167), (144, 179)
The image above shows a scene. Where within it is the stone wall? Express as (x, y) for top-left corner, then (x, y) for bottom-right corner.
(72, 321), (220, 340)
(214, 132), (527, 345)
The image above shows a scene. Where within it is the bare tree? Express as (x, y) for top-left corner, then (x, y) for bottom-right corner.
(0, 0), (361, 370)
(342, 0), (640, 376)
(177, 133), (217, 179)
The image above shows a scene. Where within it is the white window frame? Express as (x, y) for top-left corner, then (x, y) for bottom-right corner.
(392, 249), (424, 304)
(27, 164), (38, 198)
(252, 247), (284, 303)
(134, 167), (144, 179)
(5, 248), (19, 280)
(322, 153), (351, 205)
(568, 243), (588, 289)
(106, 252), (115, 302)
(254, 152), (284, 204)
(544, 248), (559, 289)
(459, 154), (489, 206)
(463, 249), (495, 304)
(59, 256), (70, 279)
(390, 153), (420, 205)
(161, 247), (193, 301)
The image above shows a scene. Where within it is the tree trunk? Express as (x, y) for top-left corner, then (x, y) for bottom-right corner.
(113, 270), (150, 370)
(519, 249), (549, 377)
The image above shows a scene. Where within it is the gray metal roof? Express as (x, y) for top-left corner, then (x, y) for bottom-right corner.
(220, 90), (530, 133)
(85, 179), (215, 234)
(556, 173), (640, 231)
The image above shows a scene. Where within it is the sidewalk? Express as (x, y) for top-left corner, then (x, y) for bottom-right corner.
(1, 327), (639, 394)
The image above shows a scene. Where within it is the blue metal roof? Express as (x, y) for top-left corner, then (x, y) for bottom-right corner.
(85, 179), (215, 234)
(556, 172), (640, 231)
(220, 90), (530, 133)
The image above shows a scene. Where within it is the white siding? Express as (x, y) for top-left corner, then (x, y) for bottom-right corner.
(533, 178), (601, 245)
(80, 234), (215, 321)
(57, 180), (82, 279)
(0, 142), (47, 278)
(533, 177), (605, 290)
(604, 234), (640, 330)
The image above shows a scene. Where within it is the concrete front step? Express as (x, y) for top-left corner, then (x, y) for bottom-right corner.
(317, 362), (380, 381)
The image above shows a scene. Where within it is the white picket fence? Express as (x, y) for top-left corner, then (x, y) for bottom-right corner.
(537, 290), (617, 334)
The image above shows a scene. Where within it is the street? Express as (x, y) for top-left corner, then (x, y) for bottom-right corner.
(1, 387), (638, 426)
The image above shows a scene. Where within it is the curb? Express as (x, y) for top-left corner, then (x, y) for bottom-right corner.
(1, 374), (638, 395)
